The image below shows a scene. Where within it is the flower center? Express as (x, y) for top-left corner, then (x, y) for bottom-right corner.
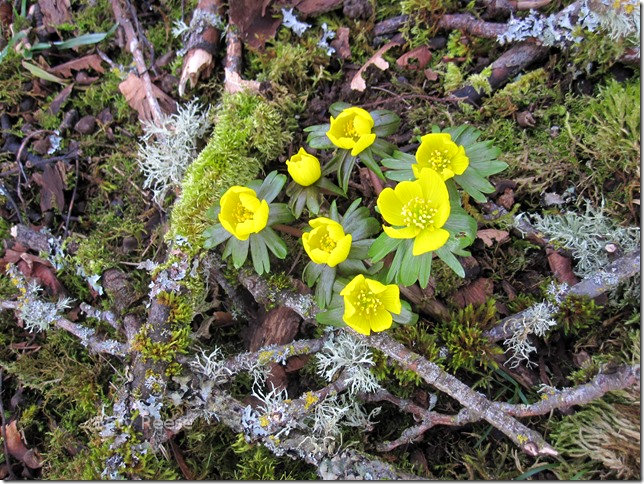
(318, 232), (337, 252)
(402, 197), (438, 229)
(344, 119), (358, 139)
(424, 149), (451, 172)
(233, 204), (254, 223)
(355, 288), (382, 315)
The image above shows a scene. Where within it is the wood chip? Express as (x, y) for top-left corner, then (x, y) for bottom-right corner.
(330, 27), (351, 59)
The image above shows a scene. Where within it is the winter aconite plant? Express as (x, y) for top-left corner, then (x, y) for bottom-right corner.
(203, 105), (507, 335)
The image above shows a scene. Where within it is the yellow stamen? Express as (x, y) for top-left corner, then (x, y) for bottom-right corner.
(402, 197), (439, 230)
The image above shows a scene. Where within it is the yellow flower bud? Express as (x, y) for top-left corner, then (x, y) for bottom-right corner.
(340, 274), (401, 335)
(326, 107), (376, 156)
(218, 186), (269, 241)
(302, 217), (352, 267)
(412, 133), (469, 181)
(286, 148), (321, 186)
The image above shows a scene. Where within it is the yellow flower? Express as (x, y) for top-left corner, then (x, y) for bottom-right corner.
(326, 107), (376, 156)
(340, 274), (401, 335)
(377, 169), (451, 256)
(412, 133), (469, 181)
(286, 148), (321, 187)
(302, 217), (352, 267)
(218, 186), (269, 241)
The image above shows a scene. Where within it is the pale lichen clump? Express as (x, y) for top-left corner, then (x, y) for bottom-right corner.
(138, 100), (211, 204)
(7, 264), (73, 333)
(315, 329), (381, 395)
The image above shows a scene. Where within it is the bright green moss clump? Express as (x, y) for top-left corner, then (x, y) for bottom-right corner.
(170, 91), (294, 249)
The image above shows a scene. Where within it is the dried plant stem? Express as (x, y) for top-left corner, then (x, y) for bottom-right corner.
(110, 0), (164, 125)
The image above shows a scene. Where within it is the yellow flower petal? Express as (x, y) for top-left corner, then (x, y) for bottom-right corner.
(340, 273), (364, 296)
(327, 234), (352, 267)
(286, 148), (321, 186)
(379, 285), (402, 314)
(218, 186), (269, 240)
(377, 188), (405, 226)
(394, 179), (424, 205)
(351, 133), (376, 156)
(383, 225), (420, 239)
(369, 307), (393, 333)
(365, 278), (387, 294)
(344, 313), (372, 335)
(451, 146), (469, 175)
(412, 228), (449, 255)
(309, 217), (336, 229)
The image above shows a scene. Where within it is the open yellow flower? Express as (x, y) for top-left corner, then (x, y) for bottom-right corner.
(286, 148), (321, 186)
(377, 169), (451, 256)
(326, 107), (376, 156)
(412, 133), (469, 181)
(340, 274), (401, 335)
(218, 186), (269, 241)
(302, 217), (352, 267)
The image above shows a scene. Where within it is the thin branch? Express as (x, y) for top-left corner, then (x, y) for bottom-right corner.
(438, 14), (508, 38)
(0, 369), (15, 480)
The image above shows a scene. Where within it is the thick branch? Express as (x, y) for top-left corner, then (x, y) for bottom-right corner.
(438, 14), (508, 38)
(484, 249), (641, 343)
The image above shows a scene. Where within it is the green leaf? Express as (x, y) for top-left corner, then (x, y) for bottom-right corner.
(393, 300), (418, 325)
(22, 61), (66, 84)
(329, 102), (352, 116)
(205, 204), (221, 221)
(0, 31), (27, 63)
(316, 265), (336, 308)
(368, 232), (403, 262)
(203, 223), (231, 249)
(398, 239), (418, 286)
(418, 252), (432, 289)
(514, 464), (559, 481)
(53, 23), (118, 49)
(381, 154), (414, 171)
(371, 110), (401, 136)
(338, 151), (356, 193)
(268, 203), (295, 225)
(385, 240), (407, 284)
(256, 171), (286, 203)
(329, 200), (341, 223)
(230, 238), (250, 269)
(359, 148), (385, 180)
(341, 198), (362, 222)
(303, 261), (323, 287)
(305, 189), (321, 214)
(435, 246), (465, 278)
(316, 305), (345, 327)
(260, 227), (288, 259)
(307, 133), (335, 149)
(290, 190), (307, 219)
(250, 233), (270, 275)
(371, 138), (397, 157)
(385, 169), (414, 182)
(348, 239), (373, 259)
(316, 176), (345, 197)
(304, 123), (330, 133)
(337, 258), (366, 276)
(443, 209), (477, 249)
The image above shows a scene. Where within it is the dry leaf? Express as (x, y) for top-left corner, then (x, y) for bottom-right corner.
(396, 45), (432, 71)
(118, 73), (177, 123)
(49, 54), (105, 77)
(350, 40), (401, 92)
(38, 0), (71, 27)
(453, 278), (493, 308)
(229, 0), (281, 49)
(295, 0), (343, 15)
(1, 248), (65, 295)
(32, 163), (66, 213)
(48, 83), (73, 115)
(424, 68), (439, 81)
(330, 27), (351, 59)
(4, 420), (43, 469)
(546, 248), (579, 286)
(477, 228), (510, 247)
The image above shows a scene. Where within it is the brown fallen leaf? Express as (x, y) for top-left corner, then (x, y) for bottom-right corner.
(229, 0), (282, 50)
(453, 278), (493, 308)
(350, 40), (401, 92)
(546, 248), (579, 286)
(477, 228), (510, 247)
(0, 249), (65, 296)
(38, 0), (71, 27)
(424, 68), (439, 81)
(49, 54), (104, 77)
(330, 27), (351, 59)
(118, 73), (177, 123)
(295, 0), (343, 15)
(396, 45), (432, 71)
(32, 162), (66, 213)
(4, 420), (43, 469)
(48, 83), (73, 115)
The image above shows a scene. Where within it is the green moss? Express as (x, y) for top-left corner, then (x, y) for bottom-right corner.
(437, 299), (503, 372)
(554, 295), (602, 336)
(0, 51), (26, 105)
(481, 68), (554, 118)
(169, 91), (294, 249)
(72, 70), (132, 123)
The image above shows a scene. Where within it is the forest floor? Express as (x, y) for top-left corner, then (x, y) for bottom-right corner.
(0, 0), (640, 480)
